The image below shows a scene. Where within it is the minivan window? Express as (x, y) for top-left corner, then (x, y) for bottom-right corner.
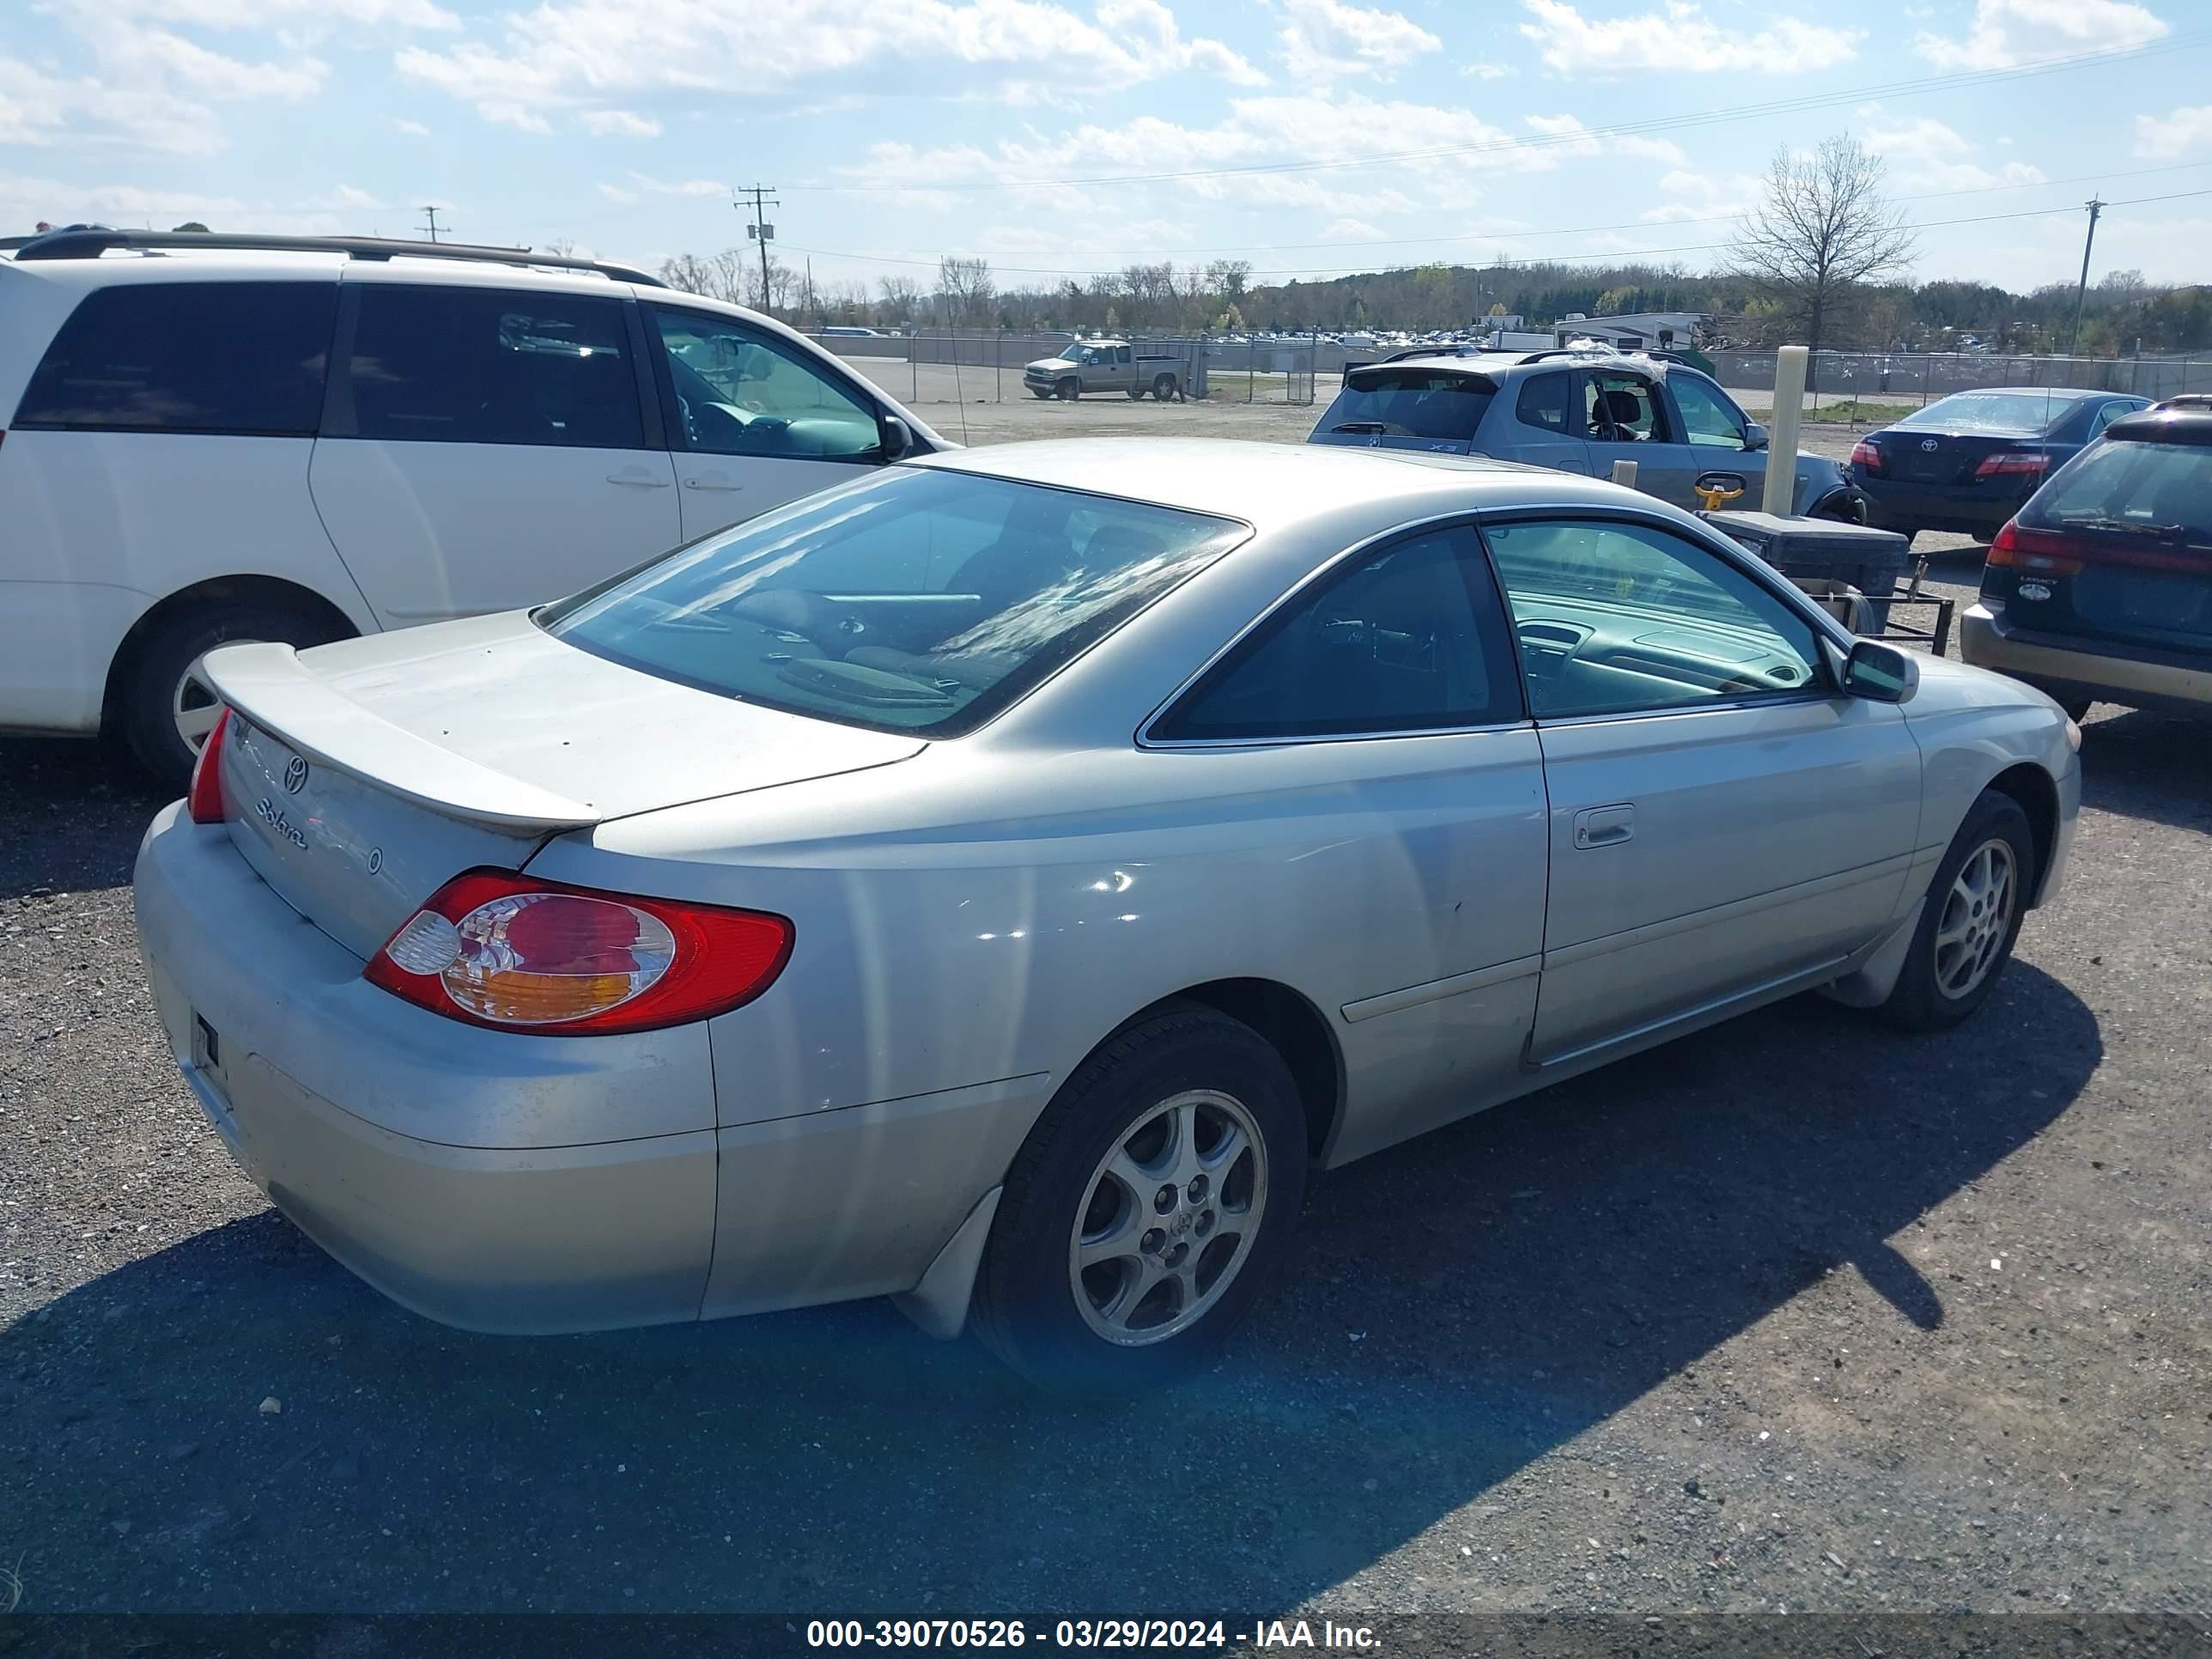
(1320, 371), (1496, 443)
(14, 282), (337, 435)
(540, 469), (1247, 737)
(345, 287), (644, 449)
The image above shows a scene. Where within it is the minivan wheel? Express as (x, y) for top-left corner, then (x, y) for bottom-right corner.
(120, 600), (345, 792)
(970, 1007), (1307, 1392)
(1876, 789), (2035, 1032)
(1056, 378), (1080, 401)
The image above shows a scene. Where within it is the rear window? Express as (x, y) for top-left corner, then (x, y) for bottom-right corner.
(2022, 439), (2212, 545)
(13, 281), (336, 435)
(1320, 370), (1495, 442)
(539, 468), (1248, 736)
(1895, 392), (2074, 435)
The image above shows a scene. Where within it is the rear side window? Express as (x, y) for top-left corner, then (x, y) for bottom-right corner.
(1155, 526), (1522, 740)
(1515, 371), (1577, 434)
(1320, 371), (1496, 442)
(14, 282), (336, 435)
(343, 287), (644, 449)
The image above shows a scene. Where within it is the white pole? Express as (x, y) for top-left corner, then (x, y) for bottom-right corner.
(1765, 344), (1808, 514)
(1610, 458), (1638, 489)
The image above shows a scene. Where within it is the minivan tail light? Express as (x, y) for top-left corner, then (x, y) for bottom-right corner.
(364, 869), (793, 1036)
(187, 708), (232, 823)
(1850, 438), (1882, 473)
(1974, 450), (2048, 480)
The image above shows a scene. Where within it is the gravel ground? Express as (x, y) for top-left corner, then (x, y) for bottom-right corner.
(2, 412), (2208, 1626)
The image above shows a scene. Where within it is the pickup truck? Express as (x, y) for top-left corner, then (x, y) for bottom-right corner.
(1024, 339), (1194, 401)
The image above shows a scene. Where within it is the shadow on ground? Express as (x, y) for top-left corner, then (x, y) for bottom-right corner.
(3, 957), (2100, 1613)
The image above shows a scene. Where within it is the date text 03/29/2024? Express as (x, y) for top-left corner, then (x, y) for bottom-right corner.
(804, 1620), (1382, 1650)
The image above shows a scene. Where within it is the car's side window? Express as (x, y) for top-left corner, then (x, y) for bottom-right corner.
(343, 286), (645, 449)
(1485, 518), (1826, 720)
(1669, 374), (1749, 447)
(1514, 371), (1577, 435)
(2091, 399), (2138, 434)
(1584, 372), (1669, 444)
(1115, 345), (1133, 367)
(1154, 525), (1522, 741)
(15, 282), (337, 435)
(647, 307), (882, 462)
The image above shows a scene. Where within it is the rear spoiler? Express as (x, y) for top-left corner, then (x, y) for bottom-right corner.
(205, 642), (605, 831)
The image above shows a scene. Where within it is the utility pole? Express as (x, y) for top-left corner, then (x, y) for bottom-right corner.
(736, 184), (778, 313)
(418, 205), (445, 244)
(2066, 197), (2105, 357)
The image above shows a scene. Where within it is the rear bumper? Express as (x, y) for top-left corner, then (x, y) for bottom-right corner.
(1960, 603), (2212, 718)
(1856, 477), (2029, 538)
(135, 801), (720, 1334)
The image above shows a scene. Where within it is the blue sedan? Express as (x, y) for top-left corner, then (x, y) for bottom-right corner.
(1850, 387), (2150, 545)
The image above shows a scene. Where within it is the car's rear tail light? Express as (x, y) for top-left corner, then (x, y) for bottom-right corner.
(1990, 519), (2211, 576)
(1849, 439), (1882, 473)
(364, 868), (793, 1036)
(1974, 451), (2049, 480)
(187, 708), (232, 823)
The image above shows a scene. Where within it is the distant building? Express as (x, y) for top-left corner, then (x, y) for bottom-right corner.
(1552, 311), (1710, 351)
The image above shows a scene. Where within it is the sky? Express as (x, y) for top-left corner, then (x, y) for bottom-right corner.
(4, 0), (2210, 297)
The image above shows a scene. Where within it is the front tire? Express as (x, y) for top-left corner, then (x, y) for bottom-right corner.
(1877, 789), (2035, 1031)
(970, 1007), (1308, 1392)
(118, 599), (346, 792)
(1056, 378), (1080, 402)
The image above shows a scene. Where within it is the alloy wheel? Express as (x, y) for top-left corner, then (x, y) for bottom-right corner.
(1934, 838), (2017, 1000)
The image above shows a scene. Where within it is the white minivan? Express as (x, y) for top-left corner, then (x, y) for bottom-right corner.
(0, 230), (945, 786)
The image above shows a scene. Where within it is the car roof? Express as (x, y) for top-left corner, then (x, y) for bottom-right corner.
(913, 436), (1637, 529)
(2102, 406), (2212, 446)
(1930, 386), (2109, 401)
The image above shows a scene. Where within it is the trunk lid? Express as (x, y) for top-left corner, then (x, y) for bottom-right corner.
(206, 611), (926, 957)
(1884, 431), (2035, 485)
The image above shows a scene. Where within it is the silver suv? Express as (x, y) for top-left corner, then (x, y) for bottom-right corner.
(1309, 347), (1867, 521)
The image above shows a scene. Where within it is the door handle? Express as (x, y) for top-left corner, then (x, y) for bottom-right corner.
(605, 470), (671, 488)
(683, 477), (744, 492)
(1573, 805), (1635, 849)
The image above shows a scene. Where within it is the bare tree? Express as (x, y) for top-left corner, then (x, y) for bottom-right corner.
(877, 275), (922, 327)
(936, 255), (994, 327)
(1732, 136), (1916, 375)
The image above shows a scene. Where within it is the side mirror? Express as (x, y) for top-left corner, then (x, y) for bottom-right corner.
(880, 414), (914, 462)
(1838, 639), (1919, 703)
(1742, 422), (1770, 452)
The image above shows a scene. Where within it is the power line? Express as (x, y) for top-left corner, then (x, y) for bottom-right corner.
(735, 183), (778, 309)
(781, 32), (2204, 197)
(417, 205), (446, 243)
(2068, 198), (2107, 354)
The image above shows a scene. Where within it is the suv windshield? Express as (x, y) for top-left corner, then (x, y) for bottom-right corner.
(1321, 370), (1496, 443)
(539, 468), (1248, 735)
(1897, 392), (2071, 434)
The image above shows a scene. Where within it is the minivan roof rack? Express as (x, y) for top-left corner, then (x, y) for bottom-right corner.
(1, 229), (664, 288)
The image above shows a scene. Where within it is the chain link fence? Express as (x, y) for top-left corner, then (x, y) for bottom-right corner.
(1706, 349), (2212, 421)
(803, 331), (1324, 406)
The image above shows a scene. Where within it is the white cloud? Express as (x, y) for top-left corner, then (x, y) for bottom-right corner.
(2134, 105), (2212, 159)
(1913, 0), (2166, 70)
(317, 184), (386, 210)
(391, 116), (431, 135)
(1639, 166), (1762, 221)
(398, 0), (1263, 131)
(1322, 216), (1385, 239)
(1461, 60), (1513, 78)
(613, 171), (730, 198)
(1862, 110), (2048, 190)
(1523, 112), (1686, 166)
(1276, 0), (1440, 81)
(583, 108), (662, 137)
(52, 0), (458, 26)
(1517, 0), (1859, 75)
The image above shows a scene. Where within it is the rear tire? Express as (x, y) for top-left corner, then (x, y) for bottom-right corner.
(1056, 378), (1080, 402)
(1152, 374), (1177, 401)
(118, 599), (345, 792)
(970, 1007), (1307, 1393)
(1876, 790), (2035, 1032)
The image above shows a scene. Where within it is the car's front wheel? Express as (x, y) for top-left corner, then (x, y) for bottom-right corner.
(1878, 788), (2035, 1030)
(1056, 378), (1080, 401)
(970, 1007), (1307, 1391)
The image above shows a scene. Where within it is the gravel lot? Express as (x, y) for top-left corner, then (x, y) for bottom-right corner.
(3, 407), (2208, 1626)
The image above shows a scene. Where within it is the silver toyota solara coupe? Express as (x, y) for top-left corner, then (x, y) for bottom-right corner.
(134, 438), (2081, 1389)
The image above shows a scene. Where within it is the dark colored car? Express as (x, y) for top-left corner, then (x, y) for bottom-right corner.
(1850, 387), (2150, 545)
(1961, 401), (2212, 720)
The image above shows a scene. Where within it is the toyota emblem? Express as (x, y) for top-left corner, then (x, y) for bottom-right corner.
(283, 756), (309, 794)
(1920, 438), (1940, 452)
